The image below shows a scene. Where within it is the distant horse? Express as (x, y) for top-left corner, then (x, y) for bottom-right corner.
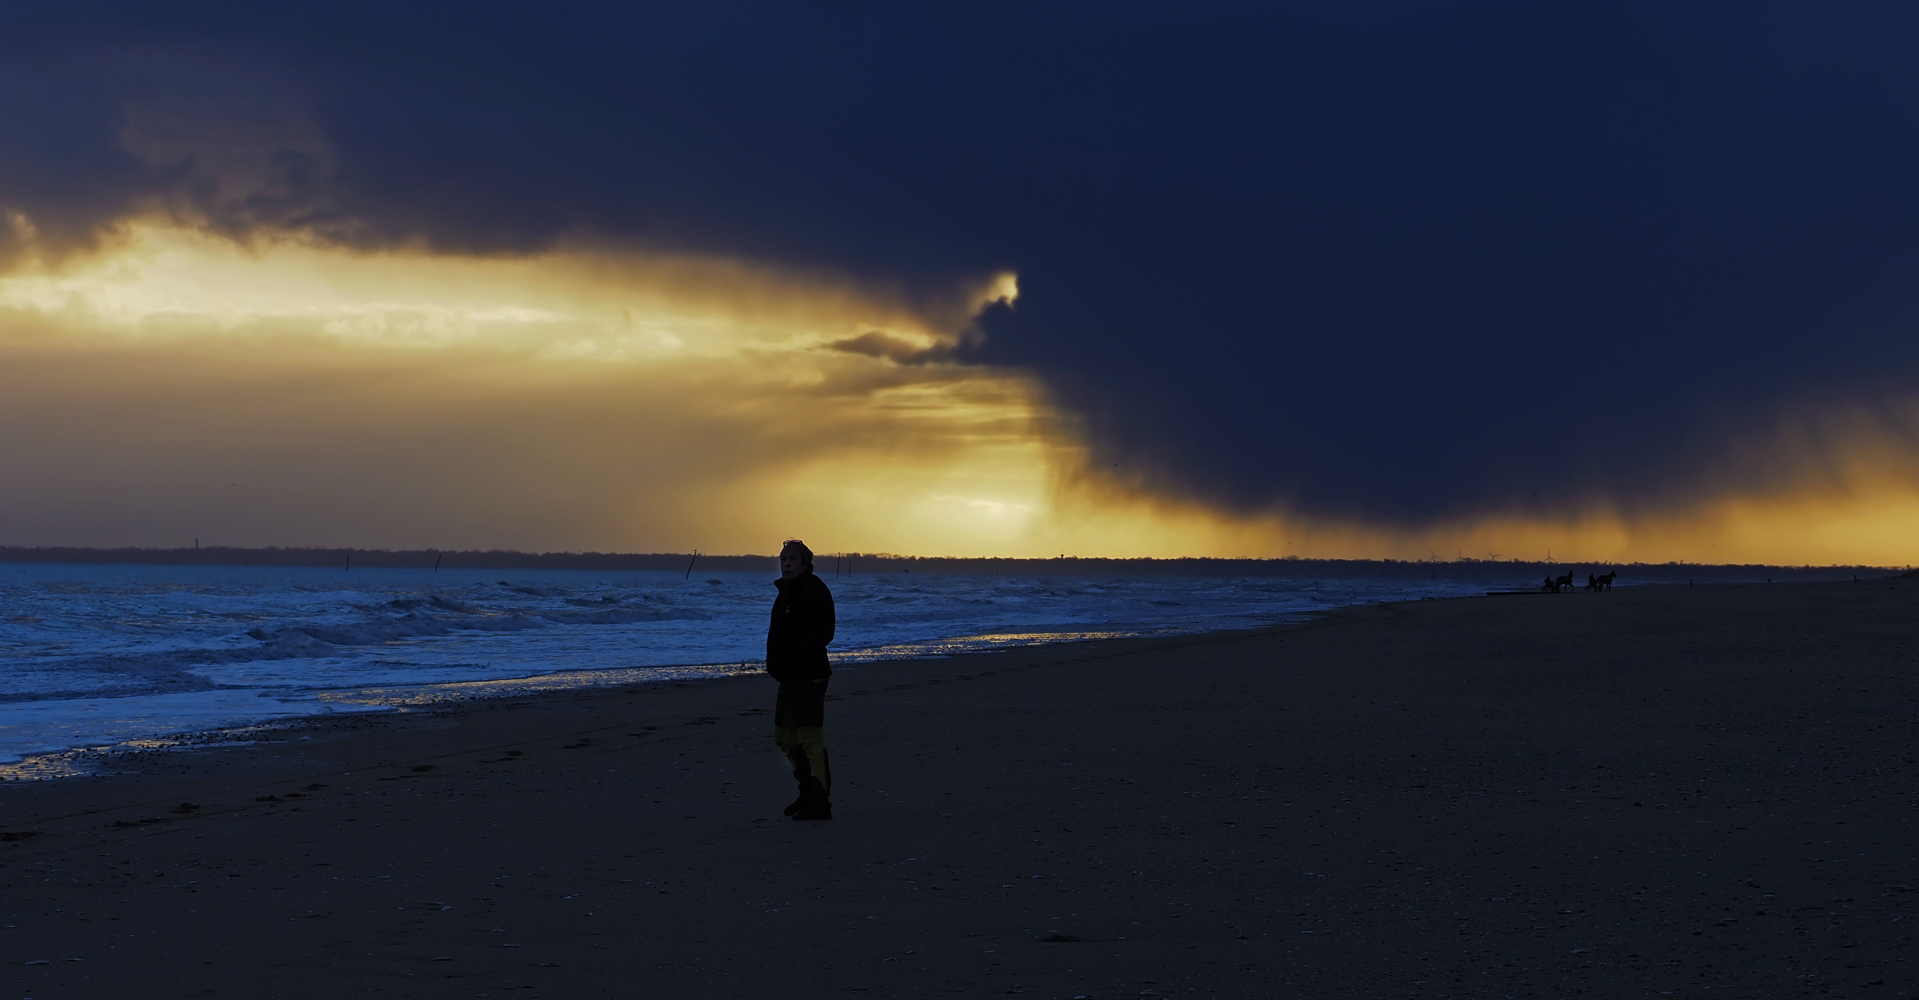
(1595, 571), (1617, 592)
(1552, 570), (1576, 593)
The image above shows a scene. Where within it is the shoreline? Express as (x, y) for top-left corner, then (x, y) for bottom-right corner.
(3, 580), (1912, 997)
(0, 582), (1679, 779)
(0, 626), (1208, 781)
(0, 617), (1290, 781)
(5, 569), (1474, 779)
(0, 581), (1747, 778)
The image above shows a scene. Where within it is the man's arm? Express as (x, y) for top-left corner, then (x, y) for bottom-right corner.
(806, 577), (836, 648)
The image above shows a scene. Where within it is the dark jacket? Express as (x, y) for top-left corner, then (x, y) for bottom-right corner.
(767, 572), (835, 682)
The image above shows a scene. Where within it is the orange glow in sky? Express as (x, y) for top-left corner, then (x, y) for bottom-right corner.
(0, 222), (1913, 565)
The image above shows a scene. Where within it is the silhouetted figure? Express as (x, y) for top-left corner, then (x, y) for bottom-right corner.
(1552, 570), (1575, 593)
(1542, 575), (1558, 593)
(1595, 571), (1616, 592)
(767, 538), (835, 821)
(1585, 573), (1599, 592)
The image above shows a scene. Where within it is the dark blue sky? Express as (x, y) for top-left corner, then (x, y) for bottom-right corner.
(7, 1), (1919, 523)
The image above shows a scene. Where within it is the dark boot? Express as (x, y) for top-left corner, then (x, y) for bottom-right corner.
(791, 777), (832, 821)
(782, 772), (810, 816)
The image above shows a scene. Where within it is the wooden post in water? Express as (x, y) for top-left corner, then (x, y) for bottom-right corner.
(433, 553), (443, 573)
(685, 550), (698, 580)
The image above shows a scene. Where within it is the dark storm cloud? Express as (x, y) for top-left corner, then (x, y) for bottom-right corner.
(9, 2), (1919, 521)
(0, 61), (173, 265)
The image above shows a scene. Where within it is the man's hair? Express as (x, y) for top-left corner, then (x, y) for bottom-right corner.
(781, 538), (814, 572)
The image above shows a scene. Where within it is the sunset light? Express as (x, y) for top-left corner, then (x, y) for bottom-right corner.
(1, 223), (1917, 563)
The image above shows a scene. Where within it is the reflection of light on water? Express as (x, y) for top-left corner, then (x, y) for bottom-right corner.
(0, 687), (394, 779)
(0, 738), (268, 781)
(835, 630), (1137, 662)
(0, 718), (390, 781)
(314, 629), (1181, 708)
(318, 661), (763, 706)
(0, 749), (100, 781)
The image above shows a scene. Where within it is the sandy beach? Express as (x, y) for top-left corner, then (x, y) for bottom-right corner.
(2, 580), (1913, 998)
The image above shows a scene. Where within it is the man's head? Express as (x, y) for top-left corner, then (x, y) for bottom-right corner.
(779, 539), (814, 579)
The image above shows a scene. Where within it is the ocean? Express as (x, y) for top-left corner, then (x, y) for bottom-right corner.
(0, 563), (1512, 777)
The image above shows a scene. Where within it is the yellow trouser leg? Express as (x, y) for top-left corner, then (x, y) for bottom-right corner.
(774, 724), (806, 777)
(773, 724), (829, 795)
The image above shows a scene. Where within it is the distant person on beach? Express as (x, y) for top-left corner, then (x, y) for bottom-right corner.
(767, 538), (836, 821)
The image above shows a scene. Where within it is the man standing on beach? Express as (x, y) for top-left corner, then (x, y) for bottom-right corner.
(768, 538), (836, 821)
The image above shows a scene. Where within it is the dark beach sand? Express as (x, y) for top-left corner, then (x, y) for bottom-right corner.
(2, 581), (1914, 998)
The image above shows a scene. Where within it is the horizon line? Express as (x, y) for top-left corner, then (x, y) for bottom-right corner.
(0, 543), (1903, 574)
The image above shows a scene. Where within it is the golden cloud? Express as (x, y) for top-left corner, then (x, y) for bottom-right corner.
(0, 222), (1913, 565)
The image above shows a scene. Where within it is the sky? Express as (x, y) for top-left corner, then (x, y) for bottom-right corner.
(4, 2), (1919, 562)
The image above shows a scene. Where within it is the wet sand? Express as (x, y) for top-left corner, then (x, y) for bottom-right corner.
(2, 581), (1914, 998)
